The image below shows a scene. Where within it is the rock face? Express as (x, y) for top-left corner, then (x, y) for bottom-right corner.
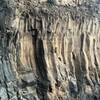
(0, 0), (100, 100)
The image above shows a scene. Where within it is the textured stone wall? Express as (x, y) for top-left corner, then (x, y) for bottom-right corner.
(0, 0), (100, 100)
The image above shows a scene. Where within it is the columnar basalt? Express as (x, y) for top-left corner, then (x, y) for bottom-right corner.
(0, 0), (100, 100)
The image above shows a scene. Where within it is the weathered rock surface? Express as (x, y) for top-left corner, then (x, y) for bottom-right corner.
(0, 0), (100, 100)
